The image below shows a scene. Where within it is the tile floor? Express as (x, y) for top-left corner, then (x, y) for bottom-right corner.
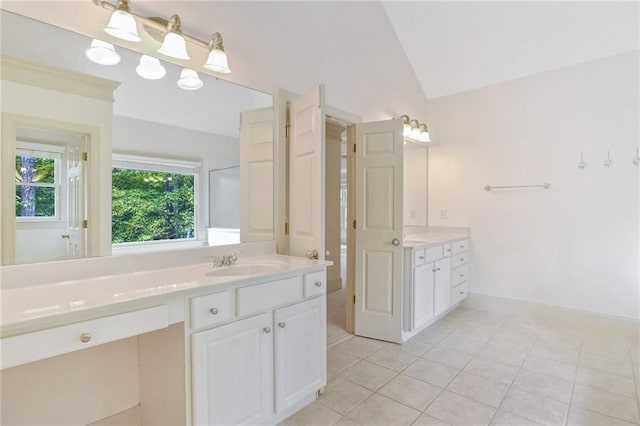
(282, 294), (640, 426)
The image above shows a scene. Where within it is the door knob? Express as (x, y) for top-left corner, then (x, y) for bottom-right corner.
(278, 322), (286, 328)
(61, 233), (70, 239)
(392, 238), (400, 246)
(306, 249), (319, 260)
(80, 333), (92, 343)
(263, 327), (271, 334)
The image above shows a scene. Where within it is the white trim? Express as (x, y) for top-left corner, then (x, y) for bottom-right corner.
(1, 55), (120, 102)
(113, 153), (201, 175)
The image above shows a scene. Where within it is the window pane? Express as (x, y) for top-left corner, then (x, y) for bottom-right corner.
(15, 156), (56, 184)
(112, 168), (195, 243)
(15, 185), (56, 217)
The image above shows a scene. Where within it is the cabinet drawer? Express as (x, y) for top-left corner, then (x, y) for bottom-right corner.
(451, 239), (469, 255)
(1, 305), (168, 369)
(451, 282), (469, 305)
(443, 243), (452, 258)
(191, 291), (233, 329)
(237, 276), (302, 317)
(452, 265), (469, 287)
(303, 271), (326, 298)
(413, 248), (425, 266)
(424, 246), (444, 263)
(451, 252), (468, 268)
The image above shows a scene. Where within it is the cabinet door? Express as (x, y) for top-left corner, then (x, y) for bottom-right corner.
(413, 263), (435, 329)
(434, 258), (452, 316)
(192, 313), (274, 426)
(274, 296), (326, 413)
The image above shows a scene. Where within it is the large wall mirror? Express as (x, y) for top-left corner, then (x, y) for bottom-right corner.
(0, 9), (275, 266)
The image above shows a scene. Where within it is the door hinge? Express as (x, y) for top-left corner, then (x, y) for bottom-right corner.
(353, 144), (356, 153)
(82, 152), (88, 161)
(352, 219), (356, 229)
(353, 295), (356, 304)
(82, 219), (88, 229)
(285, 124), (291, 139)
(284, 222), (289, 235)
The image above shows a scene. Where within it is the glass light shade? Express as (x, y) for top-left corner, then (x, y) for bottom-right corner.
(418, 131), (431, 143)
(203, 49), (231, 73)
(85, 39), (121, 65)
(177, 68), (204, 90)
(136, 55), (166, 80)
(158, 32), (190, 60)
(104, 10), (141, 42)
(403, 124), (411, 137)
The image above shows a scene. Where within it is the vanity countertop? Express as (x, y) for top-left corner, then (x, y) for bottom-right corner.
(0, 254), (330, 337)
(403, 232), (469, 249)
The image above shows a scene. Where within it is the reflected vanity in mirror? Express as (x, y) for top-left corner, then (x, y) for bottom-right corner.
(0, 9), (275, 266)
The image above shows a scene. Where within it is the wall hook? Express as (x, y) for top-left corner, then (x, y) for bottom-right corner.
(577, 153), (586, 170)
(604, 151), (612, 168)
(633, 148), (639, 166)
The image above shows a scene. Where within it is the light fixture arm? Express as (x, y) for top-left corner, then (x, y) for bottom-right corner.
(208, 32), (225, 51)
(92, 0), (213, 50)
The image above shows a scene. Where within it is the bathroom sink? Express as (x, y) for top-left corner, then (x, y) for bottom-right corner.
(206, 262), (288, 277)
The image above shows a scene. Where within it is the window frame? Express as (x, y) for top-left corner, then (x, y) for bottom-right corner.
(111, 153), (201, 249)
(14, 141), (64, 222)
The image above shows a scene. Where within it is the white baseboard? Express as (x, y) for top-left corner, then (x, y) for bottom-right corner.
(463, 292), (640, 335)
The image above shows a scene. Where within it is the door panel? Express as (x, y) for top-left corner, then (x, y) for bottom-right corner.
(240, 107), (274, 242)
(354, 119), (403, 343)
(434, 258), (452, 316)
(191, 313), (274, 426)
(274, 296), (326, 413)
(66, 136), (87, 259)
(413, 263), (435, 329)
(289, 86), (325, 260)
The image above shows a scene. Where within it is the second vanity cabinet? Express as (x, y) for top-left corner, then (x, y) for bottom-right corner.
(190, 270), (327, 425)
(404, 238), (469, 341)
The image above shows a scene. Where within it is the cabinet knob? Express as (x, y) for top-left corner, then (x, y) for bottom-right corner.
(419, 256), (424, 260)
(447, 248), (451, 252)
(460, 291), (464, 295)
(392, 238), (400, 246)
(432, 269), (436, 273)
(315, 281), (322, 287)
(278, 322), (286, 328)
(209, 307), (219, 315)
(263, 327), (271, 334)
(460, 245), (464, 248)
(460, 258), (464, 262)
(460, 274), (464, 278)
(80, 333), (92, 343)
(436, 267), (441, 271)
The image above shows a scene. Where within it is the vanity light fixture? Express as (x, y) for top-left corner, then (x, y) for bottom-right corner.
(203, 32), (231, 74)
(103, 0), (141, 42)
(401, 115), (411, 137)
(93, 0), (231, 73)
(85, 39), (121, 65)
(409, 119), (421, 140)
(177, 68), (204, 90)
(400, 115), (431, 143)
(158, 15), (190, 60)
(136, 55), (166, 80)
(418, 123), (431, 143)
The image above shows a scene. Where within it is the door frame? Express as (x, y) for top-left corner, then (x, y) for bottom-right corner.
(1, 113), (100, 265)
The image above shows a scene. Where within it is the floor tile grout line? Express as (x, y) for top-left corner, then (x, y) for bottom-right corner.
(485, 329), (541, 426)
(563, 339), (582, 426)
(631, 348), (640, 424)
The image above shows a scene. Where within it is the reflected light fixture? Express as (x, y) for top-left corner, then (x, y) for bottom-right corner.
(177, 68), (204, 90)
(85, 39), (121, 65)
(158, 15), (190, 60)
(204, 32), (231, 73)
(400, 115), (411, 137)
(103, 0), (141, 42)
(418, 124), (431, 143)
(136, 55), (166, 79)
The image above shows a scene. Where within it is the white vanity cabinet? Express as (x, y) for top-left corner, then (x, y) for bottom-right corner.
(189, 270), (327, 426)
(404, 238), (469, 341)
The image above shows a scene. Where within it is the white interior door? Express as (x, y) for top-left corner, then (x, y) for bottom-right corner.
(66, 136), (87, 259)
(289, 86), (325, 260)
(240, 107), (274, 242)
(354, 119), (404, 343)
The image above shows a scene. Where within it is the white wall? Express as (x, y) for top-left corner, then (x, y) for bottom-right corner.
(112, 116), (239, 240)
(404, 143), (428, 227)
(427, 51), (639, 319)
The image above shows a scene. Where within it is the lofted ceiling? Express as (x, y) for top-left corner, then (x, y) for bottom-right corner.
(382, 1), (640, 99)
(1, 1), (638, 120)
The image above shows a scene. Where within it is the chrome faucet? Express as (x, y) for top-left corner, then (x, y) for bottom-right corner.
(212, 253), (238, 268)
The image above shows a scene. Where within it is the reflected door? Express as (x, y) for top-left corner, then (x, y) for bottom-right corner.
(66, 136), (87, 259)
(354, 119), (404, 343)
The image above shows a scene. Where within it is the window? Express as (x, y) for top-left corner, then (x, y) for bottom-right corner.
(112, 154), (199, 245)
(15, 144), (62, 219)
